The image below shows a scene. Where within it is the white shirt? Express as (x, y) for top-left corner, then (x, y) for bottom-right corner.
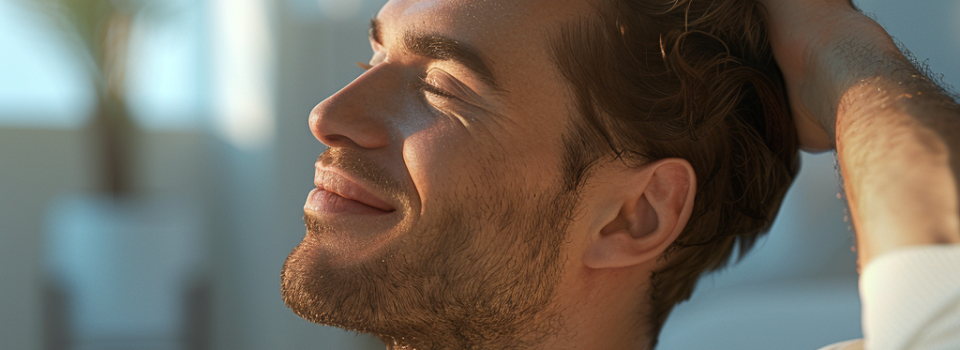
(818, 245), (960, 350)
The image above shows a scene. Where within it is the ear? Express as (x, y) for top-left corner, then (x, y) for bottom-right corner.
(583, 158), (696, 269)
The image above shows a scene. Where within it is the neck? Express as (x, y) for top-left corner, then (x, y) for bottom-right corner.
(537, 265), (653, 350)
(377, 267), (653, 350)
(370, 256), (656, 350)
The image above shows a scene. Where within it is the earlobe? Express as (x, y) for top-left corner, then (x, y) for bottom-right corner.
(583, 159), (696, 269)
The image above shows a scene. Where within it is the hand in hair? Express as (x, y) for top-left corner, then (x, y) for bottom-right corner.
(757, 0), (889, 151)
(760, 0), (960, 266)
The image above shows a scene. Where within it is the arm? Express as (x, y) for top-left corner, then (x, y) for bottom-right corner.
(758, 0), (960, 267)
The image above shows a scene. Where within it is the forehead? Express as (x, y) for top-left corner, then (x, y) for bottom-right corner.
(376, 0), (599, 102)
(377, 0), (595, 41)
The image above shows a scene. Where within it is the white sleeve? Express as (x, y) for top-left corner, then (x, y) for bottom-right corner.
(818, 339), (864, 350)
(860, 245), (960, 350)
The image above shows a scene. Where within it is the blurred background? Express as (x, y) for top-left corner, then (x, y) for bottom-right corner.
(0, 0), (956, 349)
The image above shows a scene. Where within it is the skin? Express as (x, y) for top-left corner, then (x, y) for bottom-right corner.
(759, 0), (960, 267)
(283, 0), (695, 349)
(284, 0), (960, 348)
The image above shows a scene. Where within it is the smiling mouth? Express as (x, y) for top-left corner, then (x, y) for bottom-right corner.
(305, 170), (396, 216)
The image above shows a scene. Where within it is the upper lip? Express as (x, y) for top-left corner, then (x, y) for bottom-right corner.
(314, 166), (396, 212)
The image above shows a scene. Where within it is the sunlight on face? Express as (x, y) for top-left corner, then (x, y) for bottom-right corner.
(282, 0), (600, 348)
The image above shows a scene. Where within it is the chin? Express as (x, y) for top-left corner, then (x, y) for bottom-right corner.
(281, 183), (577, 349)
(281, 238), (369, 329)
(280, 226), (453, 348)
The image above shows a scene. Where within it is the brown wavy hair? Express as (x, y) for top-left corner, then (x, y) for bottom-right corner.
(551, 0), (800, 346)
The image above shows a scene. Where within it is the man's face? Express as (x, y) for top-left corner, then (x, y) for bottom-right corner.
(282, 0), (599, 347)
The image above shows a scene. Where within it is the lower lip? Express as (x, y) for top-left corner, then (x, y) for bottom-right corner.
(304, 188), (394, 216)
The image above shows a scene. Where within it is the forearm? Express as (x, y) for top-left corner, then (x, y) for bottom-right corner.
(821, 19), (960, 265)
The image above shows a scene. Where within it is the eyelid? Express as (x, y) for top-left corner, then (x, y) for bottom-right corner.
(424, 69), (488, 108)
(420, 79), (457, 101)
(423, 70), (456, 97)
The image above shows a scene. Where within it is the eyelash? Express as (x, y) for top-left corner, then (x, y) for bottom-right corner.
(418, 77), (456, 99)
(356, 62), (457, 101)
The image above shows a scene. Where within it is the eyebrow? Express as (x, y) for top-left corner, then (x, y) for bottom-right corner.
(369, 19), (505, 93)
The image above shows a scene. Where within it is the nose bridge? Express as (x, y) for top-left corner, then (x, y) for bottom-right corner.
(310, 66), (406, 149)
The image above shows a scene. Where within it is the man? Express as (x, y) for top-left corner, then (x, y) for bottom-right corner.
(281, 0), (960, 348)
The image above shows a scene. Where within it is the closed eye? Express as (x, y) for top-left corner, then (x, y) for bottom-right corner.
(419, 77), (457, 99)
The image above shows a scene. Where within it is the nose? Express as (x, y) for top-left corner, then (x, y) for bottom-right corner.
(309, 66), (398, 150)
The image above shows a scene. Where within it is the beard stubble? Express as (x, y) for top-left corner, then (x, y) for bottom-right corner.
(281, 148), (580, 350)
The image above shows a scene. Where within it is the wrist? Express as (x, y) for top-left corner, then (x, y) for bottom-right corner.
(800, 13), (902, 143)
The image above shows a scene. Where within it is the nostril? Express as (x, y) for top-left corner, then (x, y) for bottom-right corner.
(321, 134), (359, 148)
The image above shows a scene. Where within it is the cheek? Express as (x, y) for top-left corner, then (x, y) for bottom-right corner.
(401, 121), (561, 219)
(399, 101), (568, 219)
(402, 120), (487, 216)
